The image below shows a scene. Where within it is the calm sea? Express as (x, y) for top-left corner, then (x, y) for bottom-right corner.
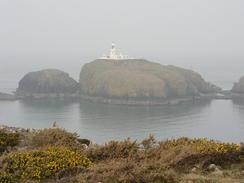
(0, 67), (244, 144)
(0, 99), (244, 144)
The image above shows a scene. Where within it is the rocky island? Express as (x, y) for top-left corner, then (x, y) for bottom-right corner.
(217, 76), (244, 99)
(0, 44), (220, 104)
(5, 44), (223, 104)
(12, 58), (220, 105)
(16, 69), (78, 99)
(231, 76), (244, 96)
(79, 59), (220, 105)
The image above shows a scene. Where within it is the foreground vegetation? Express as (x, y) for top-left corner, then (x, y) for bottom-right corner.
(0, 127), (243, 183)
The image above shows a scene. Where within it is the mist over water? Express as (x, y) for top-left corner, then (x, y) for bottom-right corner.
(1, 0), (244, 143)
(1, 0), (244, 90)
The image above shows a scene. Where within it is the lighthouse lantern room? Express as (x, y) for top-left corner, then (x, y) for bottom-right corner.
(100, 44), (133, 60)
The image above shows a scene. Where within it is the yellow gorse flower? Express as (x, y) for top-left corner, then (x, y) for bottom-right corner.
(0, 146), (92, 181)
(161, 138), (241, 154)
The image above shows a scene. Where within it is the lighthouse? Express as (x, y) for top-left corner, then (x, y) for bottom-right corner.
(109, 43), (116, 59)
(100, 44), (133, 60)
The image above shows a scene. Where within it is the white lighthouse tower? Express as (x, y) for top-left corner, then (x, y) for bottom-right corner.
(100, 43), (133, 60)
(109, 43), (116, 59)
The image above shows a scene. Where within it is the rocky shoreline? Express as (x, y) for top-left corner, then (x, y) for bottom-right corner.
(16, 92), (79, 100)
(0, 92), (16, 101)
(2, 90), (244, 105)
(79, 93), (218, 105)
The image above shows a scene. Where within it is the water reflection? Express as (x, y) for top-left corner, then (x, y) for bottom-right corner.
(232, 98), (244, 108)
(2, 99), (81, 129)
(232, 98), (244, 128)
(78, 100), (211, 143)
(1, 99), (244, 144)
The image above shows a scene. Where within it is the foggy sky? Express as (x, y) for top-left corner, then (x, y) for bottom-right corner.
(0, 0), (244, 82)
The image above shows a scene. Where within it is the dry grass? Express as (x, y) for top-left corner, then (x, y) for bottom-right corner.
(1, 128), (244, 183)
(67, 136), (243, 183)
(32, 128), (84, 150)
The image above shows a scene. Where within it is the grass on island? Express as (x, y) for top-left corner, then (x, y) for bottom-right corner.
(0, 128), (243, 183)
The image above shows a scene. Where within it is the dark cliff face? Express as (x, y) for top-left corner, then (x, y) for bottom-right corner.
(79, 59), (219, 100)
(17, 69), (78, 96)
(232, 76), (244, 93)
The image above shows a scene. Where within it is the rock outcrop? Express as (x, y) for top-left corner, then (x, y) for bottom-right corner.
(0, 92), (16, 100)
(232, 76), (244, 93)
(79, 59), (219, 104)
(16, 69), (78, 99)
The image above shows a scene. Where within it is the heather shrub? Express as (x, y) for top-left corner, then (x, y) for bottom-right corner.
(72, 160), (179, 183)
(0, 146), (92, 182)
(103, 172), (178, 183)
(86, 139), (139, 161)
(115, 166), (178, 183)
(141, 135), (157, 150)
(0, 130), (19, 148)
(32, 128), (83, 149)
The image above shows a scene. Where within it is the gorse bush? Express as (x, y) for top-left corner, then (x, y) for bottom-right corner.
(195, 138), (240, 154)
(159, 138), (240, 154)
(76, 137), (242, 183)
(85, 137), (241, 164)
(0, 127), (242, 183)
(0, 146), (92, 182)
(0, 172), (15, 183)
(0, 130), (19, 148)
(86, 138), (139, 161)
(32, 128), (83, 149)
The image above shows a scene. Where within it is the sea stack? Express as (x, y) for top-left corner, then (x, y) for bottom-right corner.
(232, 76), (244, 93)
(16, 69), (78, 99)
(79, 44), (219, 105)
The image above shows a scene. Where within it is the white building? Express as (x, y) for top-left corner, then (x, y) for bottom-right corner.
(100, 43), (133, 60)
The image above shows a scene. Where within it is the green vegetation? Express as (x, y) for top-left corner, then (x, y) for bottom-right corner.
(0, 127), (243, 183)
(160, 138), (240, 154)
(0, 130), (19, 148)
(0, 147), (91, 182)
